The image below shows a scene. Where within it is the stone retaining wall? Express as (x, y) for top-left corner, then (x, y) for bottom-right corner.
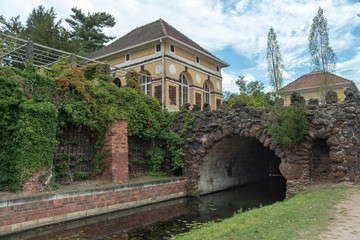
(0, 178), (186, 236)
(173, 90), (360, 197)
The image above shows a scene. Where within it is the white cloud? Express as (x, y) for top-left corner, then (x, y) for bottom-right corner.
(337, 47), (360, 85)
(244, 73), (256, 83)
(1, 0), (359, 91)
(221, 70), (238, 92)
(281, 68), (291, 79)
(264, 85), (274, 93)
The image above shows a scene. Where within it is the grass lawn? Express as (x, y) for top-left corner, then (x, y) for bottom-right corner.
(176, 183), (359, 240)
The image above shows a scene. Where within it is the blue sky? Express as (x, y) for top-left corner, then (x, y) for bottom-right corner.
(1, 0), (359, 93)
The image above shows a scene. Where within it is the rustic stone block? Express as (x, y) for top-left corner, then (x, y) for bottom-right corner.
(290, 92), (305, 105)
(325, 90), (338, 104)
(279, 163), (303, 180)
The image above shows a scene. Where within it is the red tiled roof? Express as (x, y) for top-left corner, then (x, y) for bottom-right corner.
(90, 19), (224, 64)
(282, 71), (352, 91)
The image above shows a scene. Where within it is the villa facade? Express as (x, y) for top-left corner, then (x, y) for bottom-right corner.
(280, 71), (359, 105)
(90, 19), (229, 112)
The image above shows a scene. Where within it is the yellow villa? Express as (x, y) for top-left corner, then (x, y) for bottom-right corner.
(280, 70), (359, 105)
(90, 19), (229, 112)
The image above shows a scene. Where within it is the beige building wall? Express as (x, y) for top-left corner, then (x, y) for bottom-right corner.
(104, 42), (224, 111)
(132, 47), (156, 60)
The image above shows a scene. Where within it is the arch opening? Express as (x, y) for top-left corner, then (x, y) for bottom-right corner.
(198, 135), (285, 195)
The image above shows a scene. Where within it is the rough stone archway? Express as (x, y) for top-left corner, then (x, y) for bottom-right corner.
(173, 90), (360, 197)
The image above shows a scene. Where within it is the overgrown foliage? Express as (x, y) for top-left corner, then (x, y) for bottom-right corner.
(0, 60), (183, 191)
(0, 66), (58, 191)
(268, 102), (308, 147)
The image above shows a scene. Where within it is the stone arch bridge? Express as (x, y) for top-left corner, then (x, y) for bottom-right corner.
(173, 91), (360, 197)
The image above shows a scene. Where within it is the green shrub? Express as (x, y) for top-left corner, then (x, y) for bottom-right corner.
(0, 61), (185, 190)
(268, 102), (308, 147)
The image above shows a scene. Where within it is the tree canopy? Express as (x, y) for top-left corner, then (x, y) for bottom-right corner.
(309, 7), (337, 100)
(65, 7), (116, 56)
(0, 15), (24, 36)
(0, 5), (116, 56)
(226, 76), (277, 108)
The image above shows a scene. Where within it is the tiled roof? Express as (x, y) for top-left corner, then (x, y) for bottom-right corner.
(90, 19), (221, 62)
(282, 71), (353, 91)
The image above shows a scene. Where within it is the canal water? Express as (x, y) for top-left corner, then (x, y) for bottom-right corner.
(7, 178), (286, 240)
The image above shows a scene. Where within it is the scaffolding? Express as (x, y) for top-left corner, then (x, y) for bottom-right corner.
(0, 33), (152, 79)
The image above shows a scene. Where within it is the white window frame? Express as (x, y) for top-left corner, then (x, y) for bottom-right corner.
(170, 44), (175, 53)
(140, 72), (152, 96)
(155, 44), (161, 52)
(125, 53), (131, 61)
(179, 73), (189, 107)
(195, 56), (200, 64)
(203, 82), (210, 105)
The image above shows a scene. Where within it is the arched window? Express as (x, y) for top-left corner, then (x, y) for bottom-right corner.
(113, 78), (121, 88)
(203, 82), (210, 105)
(140, 72), (152, 96)
(179, 73), (189, 106)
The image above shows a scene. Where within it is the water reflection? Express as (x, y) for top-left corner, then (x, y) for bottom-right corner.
(6, 178), (285, 240)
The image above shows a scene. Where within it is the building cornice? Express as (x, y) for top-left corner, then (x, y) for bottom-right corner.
(166, 36), (229, 67)
(114, 53), (223, 80)
(94, 36), (229, 69)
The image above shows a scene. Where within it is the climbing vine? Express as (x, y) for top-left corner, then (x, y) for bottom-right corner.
(0, 59), (185, 190)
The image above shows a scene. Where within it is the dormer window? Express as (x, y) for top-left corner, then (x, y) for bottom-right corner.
(126, 54), (131, 61)
(195, 56), (200, 64)
(170, 44), (175, 53)
(156, 44), (161, 52)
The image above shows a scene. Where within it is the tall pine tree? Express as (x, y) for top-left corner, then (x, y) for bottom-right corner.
(65, 8), (116, 56)
(0, 5), (78, 53)
(309, 6), (337, 95)
(0, 15), (24, 36)
(266, 27), (284, 96)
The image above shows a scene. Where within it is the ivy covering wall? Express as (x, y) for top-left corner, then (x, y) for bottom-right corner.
(0, 59), (183, 191)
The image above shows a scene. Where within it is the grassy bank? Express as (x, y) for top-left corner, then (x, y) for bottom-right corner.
(176, 183), (358, 240)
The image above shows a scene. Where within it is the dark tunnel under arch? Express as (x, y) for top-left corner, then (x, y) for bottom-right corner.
(198, 135), (285, 195)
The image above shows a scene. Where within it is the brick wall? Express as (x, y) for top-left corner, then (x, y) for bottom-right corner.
(22, 119), (129, 192)
(0, 179), (187, 236)
(98, 119), (129, 182)
(22, 169), (47, 193)
(16, 198), (187, 239)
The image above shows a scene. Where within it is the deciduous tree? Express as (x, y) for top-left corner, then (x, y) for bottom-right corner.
(309, 6), (337, 97)
(266, 27), (284, 96)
